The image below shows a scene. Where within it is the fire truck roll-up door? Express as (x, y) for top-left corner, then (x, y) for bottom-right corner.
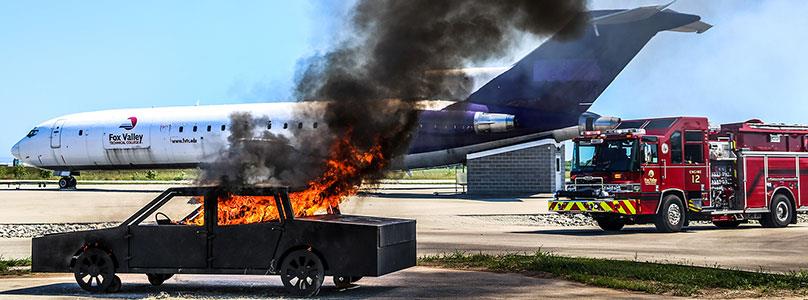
(740, 152), (801, 210)
(800, 156), (808, 208)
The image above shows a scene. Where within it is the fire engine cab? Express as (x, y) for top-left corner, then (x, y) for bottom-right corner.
(552, 117), (808, 232)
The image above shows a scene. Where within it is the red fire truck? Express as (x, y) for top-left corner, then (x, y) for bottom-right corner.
(551, 117), (808, 232)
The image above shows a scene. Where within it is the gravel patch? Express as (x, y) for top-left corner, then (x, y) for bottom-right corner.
(0, 223), (118, 238)
(463, 213), (808, 227)
(461, 213), (596, 227)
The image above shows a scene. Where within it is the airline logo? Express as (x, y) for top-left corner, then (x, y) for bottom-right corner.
(119, 117), (138, 130)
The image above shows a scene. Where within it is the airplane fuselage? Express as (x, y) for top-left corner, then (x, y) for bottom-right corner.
(11, 101), (583, 173)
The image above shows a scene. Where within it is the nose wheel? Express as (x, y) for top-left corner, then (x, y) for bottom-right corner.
(59, 176), (77, 189)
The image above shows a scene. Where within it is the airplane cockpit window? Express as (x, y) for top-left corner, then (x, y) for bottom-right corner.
(26, 128), (39, 137)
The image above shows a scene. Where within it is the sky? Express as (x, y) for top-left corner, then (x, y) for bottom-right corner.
(1, 0), (807, 163)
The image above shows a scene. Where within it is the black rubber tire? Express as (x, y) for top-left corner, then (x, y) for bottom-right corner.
(655, 195), (686, 233)
(69, 176), (78, 188)
(595, 216), (625, 232)
(281, 249), (324, 297)
(760, 194), (792, 228)
(147, 273), (167, 286)
(59, 177), (69, 189)
(106, 275), (122, 293)
(73, 248), (116, 293)
(713, 220), (742, 229)
(333, 276), (353, 289)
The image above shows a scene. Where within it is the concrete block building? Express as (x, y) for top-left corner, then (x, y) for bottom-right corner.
(466, 139), (564, 195)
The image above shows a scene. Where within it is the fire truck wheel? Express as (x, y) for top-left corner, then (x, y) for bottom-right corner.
(712, 220), (741, 229)
(655, 195), (685, 233)
(761, 194), (792, 228)
(280, 249), (324, 297)
(73, 248), (116, 293)
(594, 216), (624, 231)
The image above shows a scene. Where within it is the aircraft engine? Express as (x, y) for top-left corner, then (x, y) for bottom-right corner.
(578, 112), (620, 132)
(551, 112), (621, 142)
(473, 112), (516, 134)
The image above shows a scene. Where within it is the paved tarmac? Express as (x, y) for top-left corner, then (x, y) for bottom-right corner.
(1, 183), (807, 299)
(0, 267), (661, 300)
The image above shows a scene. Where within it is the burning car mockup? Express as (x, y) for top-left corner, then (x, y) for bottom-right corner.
(31, 187), (416, 297)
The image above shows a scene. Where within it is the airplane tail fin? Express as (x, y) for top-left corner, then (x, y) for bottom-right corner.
(463, 6), (710, 114)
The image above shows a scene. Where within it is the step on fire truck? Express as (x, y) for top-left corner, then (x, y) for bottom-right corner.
(551, 117), (808, 232)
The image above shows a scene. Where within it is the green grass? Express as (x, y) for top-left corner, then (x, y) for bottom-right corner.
(385, 167), (461, 180)
(420, 251), (808, 297)
(1, 165), (462, 181)
(0, 166), (196, 181)
(0, 258), (31, 276)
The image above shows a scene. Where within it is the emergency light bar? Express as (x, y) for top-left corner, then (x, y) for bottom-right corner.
(580, 128), (646, 138)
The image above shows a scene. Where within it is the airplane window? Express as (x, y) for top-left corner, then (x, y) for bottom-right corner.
(79, 130), (83, 136)
(207, 125), (212, 132)
(26, 128), (39, 137)
(193, 126), (198, 132)
(221, 125), (226, 131)
(267, 121), (272, 130)
(313, 122), (318, 129)
(298, 122), (303, 129)
(283, 123), (288, 129)
(179, 126), (184, 133)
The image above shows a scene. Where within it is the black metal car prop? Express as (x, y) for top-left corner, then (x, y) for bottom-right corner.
(31, 187), (417, 297)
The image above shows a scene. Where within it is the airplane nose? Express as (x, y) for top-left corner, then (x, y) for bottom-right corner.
(11, 141), (21, 160)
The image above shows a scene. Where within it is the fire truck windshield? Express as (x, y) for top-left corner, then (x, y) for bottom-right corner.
(573, 140), (639, 173)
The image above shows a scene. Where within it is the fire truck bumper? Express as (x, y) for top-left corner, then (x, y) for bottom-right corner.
(549, 199), (639, 215)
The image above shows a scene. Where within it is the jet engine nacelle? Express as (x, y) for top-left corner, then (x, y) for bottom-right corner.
(473, 112), (516, 134)
(579, 112), (621, 133)
(551, 112), (621, 142)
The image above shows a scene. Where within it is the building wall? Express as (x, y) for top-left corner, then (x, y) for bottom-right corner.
(467, 142), (564, 195)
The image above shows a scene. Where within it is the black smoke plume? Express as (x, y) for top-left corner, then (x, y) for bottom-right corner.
(201, 0), (587, 190)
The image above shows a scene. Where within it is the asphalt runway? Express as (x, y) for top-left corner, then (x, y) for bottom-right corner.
(1, 183), (807, 299)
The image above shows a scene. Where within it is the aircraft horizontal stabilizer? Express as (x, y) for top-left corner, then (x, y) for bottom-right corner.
(591, 2), (676, 26)
(665, 10), (712, 33)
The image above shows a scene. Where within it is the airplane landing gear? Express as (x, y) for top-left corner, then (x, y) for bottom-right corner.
(58, 176), (77, 189)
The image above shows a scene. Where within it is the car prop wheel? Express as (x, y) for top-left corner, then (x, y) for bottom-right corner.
(281, 249), (324, 297)
(74, 248), (115, 293)
(106, 275), (122, 293)
(147, 273), (172, 286)
(333, 276), (354, 289)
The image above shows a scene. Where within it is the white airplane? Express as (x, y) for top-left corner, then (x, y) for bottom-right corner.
(10, 6), (711, 189)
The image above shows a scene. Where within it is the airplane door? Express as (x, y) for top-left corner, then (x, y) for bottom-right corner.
(50, 119), (66, 148)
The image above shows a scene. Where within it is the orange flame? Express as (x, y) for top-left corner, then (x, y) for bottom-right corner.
(189, 132), (384, 225)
